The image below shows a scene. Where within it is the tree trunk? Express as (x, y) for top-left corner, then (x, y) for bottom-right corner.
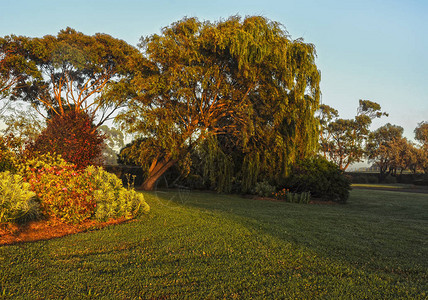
(139, 157), (178, 191)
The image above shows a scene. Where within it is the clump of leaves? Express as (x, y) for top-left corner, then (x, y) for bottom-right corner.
(0, 135), (18, 173)
(27, 164), (96, 224)
(85, 166), (150, 222)
(0, 171), (39, 223)
(284, 156), (351, 203)
(273, 188), (311, 204)
(252, 181), (276, 197)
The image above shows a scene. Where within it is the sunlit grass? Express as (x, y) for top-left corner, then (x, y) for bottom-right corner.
(352, 183), (409, 189)
(1, 189), (427, 298)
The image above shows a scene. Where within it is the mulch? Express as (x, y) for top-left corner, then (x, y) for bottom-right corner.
(0, 217), (133, 247)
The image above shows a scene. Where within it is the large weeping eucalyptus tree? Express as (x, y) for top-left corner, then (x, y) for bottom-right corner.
(119, 16), (321, 190)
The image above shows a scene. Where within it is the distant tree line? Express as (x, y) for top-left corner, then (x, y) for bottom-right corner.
(319, 100), (428, 181)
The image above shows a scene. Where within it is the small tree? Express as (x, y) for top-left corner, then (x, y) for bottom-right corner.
(366, 123), (403, 182)
(318, 100), (387, 170)
(28, 110), (105, 169)
(414, 121), (428, 173)
(415, 121), (428, 146)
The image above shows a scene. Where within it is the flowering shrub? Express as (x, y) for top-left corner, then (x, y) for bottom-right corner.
(11, 153), (149, 224)
(27, 164), (97, 224)
(0, 171), (39, 223)
(17, 152), (69, 181)
(85, 166), (150, 221)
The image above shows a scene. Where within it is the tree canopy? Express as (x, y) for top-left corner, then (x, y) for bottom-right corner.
(118, 16), (321, 190)
(366, 123), (404, 181)
(318, 100), (387, 170)
(2, 28), (141, 126)
(0, 36), (39, 112)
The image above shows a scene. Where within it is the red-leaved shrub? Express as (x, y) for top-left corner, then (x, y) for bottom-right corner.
(27, 110), (105, 169)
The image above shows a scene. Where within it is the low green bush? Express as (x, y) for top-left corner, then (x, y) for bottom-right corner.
(367, 175), (379, 184)
(0, 171), (39, 223)
(86, 166), (150, 221)
(284, 156), (351, 203)
(273, 188), (311, 203)
(251, 181), (276, 197)
(384, 175), (397, 184)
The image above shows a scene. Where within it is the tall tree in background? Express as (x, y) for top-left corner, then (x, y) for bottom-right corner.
(366, 123), (403, 181)
(119, 16), (321, 190)
(0, 36), (39, 113)
(4, 28), (141, 126)
(415, 121), (428, 146)
(414, 121), (428, 173)
(318, 100), (387, 170)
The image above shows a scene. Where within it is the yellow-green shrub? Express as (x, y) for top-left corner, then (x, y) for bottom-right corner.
(85, 166), (150, 221)
(0, 171), (39, 223)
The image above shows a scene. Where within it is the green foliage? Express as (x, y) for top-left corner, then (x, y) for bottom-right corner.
(252, 181), (276, 197)
(0, 35), (40, 101)
(273, 188), (311, 203)
(85, 166), (150, 221)
(27, 110), (105, 169)
(366, 123), (405, 181)
(318, 100), (387, 170)
(3, 28), (141, 125)
(0, 135), (18, 172)
(414, 121), (428, 146)
(118, 15), (321, 190)
(17, 152), (70, 181)
(285, 156), (350, 203)
(199, 136), (234, 193)
(0, 171), (38, 223)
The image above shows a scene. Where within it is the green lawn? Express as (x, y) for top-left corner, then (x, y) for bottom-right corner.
(1, 189), (427, 299)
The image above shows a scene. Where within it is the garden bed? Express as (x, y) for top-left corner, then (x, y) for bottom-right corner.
(0, 218), (133, 246)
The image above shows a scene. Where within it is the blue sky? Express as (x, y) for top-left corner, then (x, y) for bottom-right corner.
(1, 0), (427, 142)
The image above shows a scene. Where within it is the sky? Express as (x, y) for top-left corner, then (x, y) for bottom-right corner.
(1, 0), (427, 146)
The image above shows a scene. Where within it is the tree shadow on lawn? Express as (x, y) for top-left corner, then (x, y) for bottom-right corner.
(154, 189), (428, 272)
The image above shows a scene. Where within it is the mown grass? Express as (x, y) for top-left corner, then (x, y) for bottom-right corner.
(352, 183), (415, 189)
(1, 189), (427, 298)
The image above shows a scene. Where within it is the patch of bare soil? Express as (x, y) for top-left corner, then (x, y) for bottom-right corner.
(0, 218), (133, 246)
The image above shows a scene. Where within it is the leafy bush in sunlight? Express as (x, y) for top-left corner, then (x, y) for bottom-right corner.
(85, 166), (150, 222)
(0, 171), (39, 223)
(27, 164), (97, 224)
